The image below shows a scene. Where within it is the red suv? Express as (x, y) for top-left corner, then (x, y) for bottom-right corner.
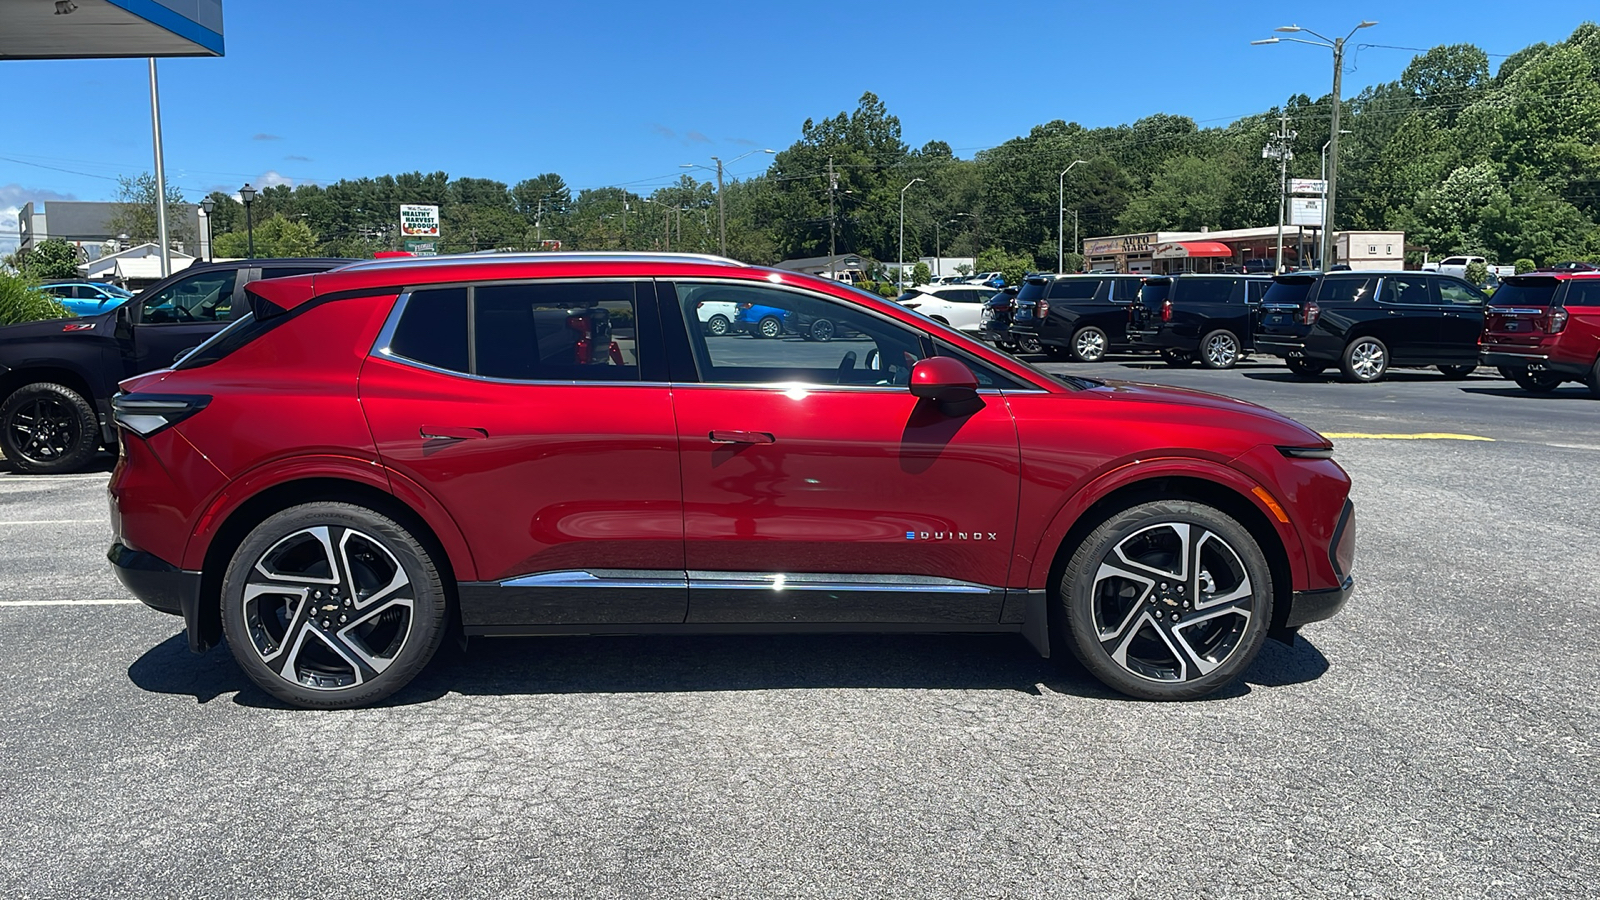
(1479, 272), (1600, 396)
(107, 253), (1355, 708)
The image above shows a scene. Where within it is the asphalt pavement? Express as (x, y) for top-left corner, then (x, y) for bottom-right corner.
(1, 358), (1596, 899)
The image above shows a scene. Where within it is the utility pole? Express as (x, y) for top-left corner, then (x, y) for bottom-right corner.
(148, 59), (171, 278)
(899, 178), (923, 293)
(1262, 111), (1295, 273)
(712, 157), (726, 256)
(828, 156), (837, 280)
(1058, 159), (1086, 273)
(1072, 210), (1079, 268)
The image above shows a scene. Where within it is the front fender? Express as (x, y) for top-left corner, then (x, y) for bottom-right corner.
(1022, 455), (1306, 592)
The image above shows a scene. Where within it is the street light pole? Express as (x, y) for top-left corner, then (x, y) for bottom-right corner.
(682, 148), (774, 257)
(1253, 20), (1377, 270)
(899, 178), (923, 292)
(1058, 159), (1086, 273)
(147, 59), (171, 278)
(200, 197), (215, 261)
(239, 183), (256, 258)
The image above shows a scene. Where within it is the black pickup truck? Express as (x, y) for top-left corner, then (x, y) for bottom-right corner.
(0, 258), (352, 473)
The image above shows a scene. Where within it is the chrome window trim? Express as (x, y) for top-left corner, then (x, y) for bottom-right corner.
(501, 569), (688, 591)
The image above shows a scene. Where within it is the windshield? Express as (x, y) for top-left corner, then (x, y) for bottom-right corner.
(1490, 281), (1560, 307)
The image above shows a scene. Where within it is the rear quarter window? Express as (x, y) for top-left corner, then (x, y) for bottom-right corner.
(1046, 279), (1101, 301)
(1175, 280), (1235, 305)
(1565, 281), (1600, 306)
(1316, 277), (1375, 304)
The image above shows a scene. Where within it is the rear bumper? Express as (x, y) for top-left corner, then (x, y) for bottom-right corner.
(108, 542), (207, 651)
(1480, 349), (1587, 376)
(1285, 576), (1355, 628)
(1255, 337), (1318, 358)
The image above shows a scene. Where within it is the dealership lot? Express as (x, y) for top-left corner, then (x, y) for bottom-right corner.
(1, 360), (1596, 898)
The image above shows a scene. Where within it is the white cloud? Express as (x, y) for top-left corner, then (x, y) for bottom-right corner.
(0, 184), (79, 257)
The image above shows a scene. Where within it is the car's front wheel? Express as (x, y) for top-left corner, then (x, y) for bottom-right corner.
(220, 502), (448, 709)
(755, 315), (783, 339)
(1340, 336), (1389, 383)
(807, 318), (836, 342)
(1058, 500), (1273, 701)
(0, 382), (101, 475)
(705, 315), (730, 336)
(1070, 326), (1109, 362)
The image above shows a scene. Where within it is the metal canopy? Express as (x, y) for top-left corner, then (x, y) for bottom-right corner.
(0, 0), (224, 59)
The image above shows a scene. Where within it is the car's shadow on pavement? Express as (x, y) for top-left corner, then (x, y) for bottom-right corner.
(128, 630), (1330, 709)
(0, 453), (117, 476)
(1459, 385), (1591, 400)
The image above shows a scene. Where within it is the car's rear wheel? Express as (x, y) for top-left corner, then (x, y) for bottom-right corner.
(1199, 330), (1241, 369)
(1070, 326), (1109, 362)
(1586, 356), (1600, 399)
(1160, 348), (1193, 367)
(705, 315), (729, 336)
(807, 318), (836, 342)
(1284, 358), (1327, 378)
(756, 315), (783, 339)
(1058, 500), (1273, 700)
(1437, 364), (1476, 379)
(1015, 335), (1042, 354)
(1340, 337), (1389, 383)
(1511, 366), (1563, 393)
(220, 502), (448, 709)
(0, 382), (101, 475)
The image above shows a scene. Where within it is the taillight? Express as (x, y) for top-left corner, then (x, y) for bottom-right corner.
(1548, 307), (1569, 334)
(738, 303), (753, 310)
(111, 393), (211, 437)
(1298, 301), (1321, 325)
(1161, 300), (1173, 323)
(568, 315), (592, 364)
(1037, 298), (1050, 317)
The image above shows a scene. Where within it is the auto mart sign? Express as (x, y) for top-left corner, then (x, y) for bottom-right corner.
(400, 204), (440, 237)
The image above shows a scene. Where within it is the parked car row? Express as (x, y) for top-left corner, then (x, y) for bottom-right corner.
(977, 270), (1600, 394)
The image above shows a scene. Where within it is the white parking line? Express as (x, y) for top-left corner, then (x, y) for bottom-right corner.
(0, 599), (140, 607)
(0, 520), (105, 526)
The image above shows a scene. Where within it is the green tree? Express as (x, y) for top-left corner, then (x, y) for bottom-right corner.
(911, 261), (930, 286)
(976, 247), (1035, 286)
(212, 216), (319, 258)
(17, 239), (81, 280)
(107, 172), (192, 247)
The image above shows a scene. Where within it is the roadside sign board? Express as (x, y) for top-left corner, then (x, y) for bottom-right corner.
(1290, 178), (1328, 195)
(399, 204), (440, 237)
(1291, 197), (1325, 226)
(403, 239), (438, 256)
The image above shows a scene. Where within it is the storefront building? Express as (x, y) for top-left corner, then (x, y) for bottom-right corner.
(1082, 226), (1404, 274)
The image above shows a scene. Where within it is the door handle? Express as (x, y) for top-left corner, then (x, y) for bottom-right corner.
(420, 425), (488, 441)
(709, 430), (775, 445)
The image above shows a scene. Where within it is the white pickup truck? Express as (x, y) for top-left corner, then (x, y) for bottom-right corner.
(1422, 256), (1516, 279)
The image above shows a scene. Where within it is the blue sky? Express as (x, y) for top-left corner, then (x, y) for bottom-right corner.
(2, 0), (1596, 251)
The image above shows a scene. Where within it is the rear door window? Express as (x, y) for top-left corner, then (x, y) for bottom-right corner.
(1047, 278), (1102, 301)
(1177, 279), (1235, 305)
(1564, 280), (1600, 307)
(1380, 276), (1436, 306)
(473, 282), (640, 381)
(1316, 277), (1375, 305)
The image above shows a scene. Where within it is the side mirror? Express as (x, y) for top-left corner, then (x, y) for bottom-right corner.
(909, 357), (983, 416)
(113, 303), (134, 339)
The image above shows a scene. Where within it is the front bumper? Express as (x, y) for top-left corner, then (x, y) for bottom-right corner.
(109, 542), (207, 651)
(1284, 576), (1355, 628)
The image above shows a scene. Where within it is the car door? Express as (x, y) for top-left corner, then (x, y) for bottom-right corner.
(1375, 274), (1446, 363)
(665, 280), (1022, 625)
(129, 266), (245, 374)
(1434, 277), (1487, 362)
(360, 279), (686, 628)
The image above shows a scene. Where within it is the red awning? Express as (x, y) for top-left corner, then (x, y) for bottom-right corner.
(1153, 241), (1234, 259)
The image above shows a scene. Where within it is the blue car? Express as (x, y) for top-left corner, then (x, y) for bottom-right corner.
(733, 301), (793, 339)
(38, 281), (134, 317)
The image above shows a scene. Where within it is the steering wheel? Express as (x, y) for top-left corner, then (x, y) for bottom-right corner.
(834, 350), (857, 384)
(172, 303), (196, 322)
(885, 350), (919, 386)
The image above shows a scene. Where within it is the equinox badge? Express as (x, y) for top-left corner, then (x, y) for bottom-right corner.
(907, 531), (998, 540)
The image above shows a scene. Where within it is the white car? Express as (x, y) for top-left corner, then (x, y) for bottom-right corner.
(895, 284), (997, 333)
(695, 299), (740, 336)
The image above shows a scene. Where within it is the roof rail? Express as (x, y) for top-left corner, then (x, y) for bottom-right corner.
(340, 251), (750, 271)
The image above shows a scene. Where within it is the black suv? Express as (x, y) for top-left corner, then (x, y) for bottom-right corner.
(1128, 274), (1270, 369)
(1253, 270), (1487, 382)
(0, 258), (353, 473)
(1008, 273), (1146, 361)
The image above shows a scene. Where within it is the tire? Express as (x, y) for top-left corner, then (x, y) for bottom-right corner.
(1437, 365), (1476, 379)
(756, 315), (783, 339)
(1160, 348), (1194, 368)
(1512, 367), (1563, 393)
(1284, 358), (1327, 378)
(220, 502), (448, 709)
(1496, 366), (1519, 381)
(808, 319), (836, 342)
(1057, 500), (1273, 701)
(1339, 336), (1389, 383)
(1070, 326), (1109, 362)
(1199, 330), (1241, 370)
(0, 382), (101, 475)
(1586, 356), (1600, 399)
(1044, 344), (1072, 360)
(1016, 335), (1043, 354)
(705, 315), (730, 337)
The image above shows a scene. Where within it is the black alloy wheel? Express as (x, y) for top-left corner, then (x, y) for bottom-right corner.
(221, 502), (448, 709)
(1070, 326), (1109, 362)
(756, 316), (783, 339)
(706, 315), (730, 336)
(808, 318), (836, 342)
(1199, 330), (1242, 370)
(1437, 365), (1477, 379)
(1340, 337), (1389, 383)
(1058, 500), (1273, 700)
(1512, 366), (1563, 393)
(1160, 348), (1194, 367)
(0, 382), (100, 475)
(1284, 358), (1328, 378)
